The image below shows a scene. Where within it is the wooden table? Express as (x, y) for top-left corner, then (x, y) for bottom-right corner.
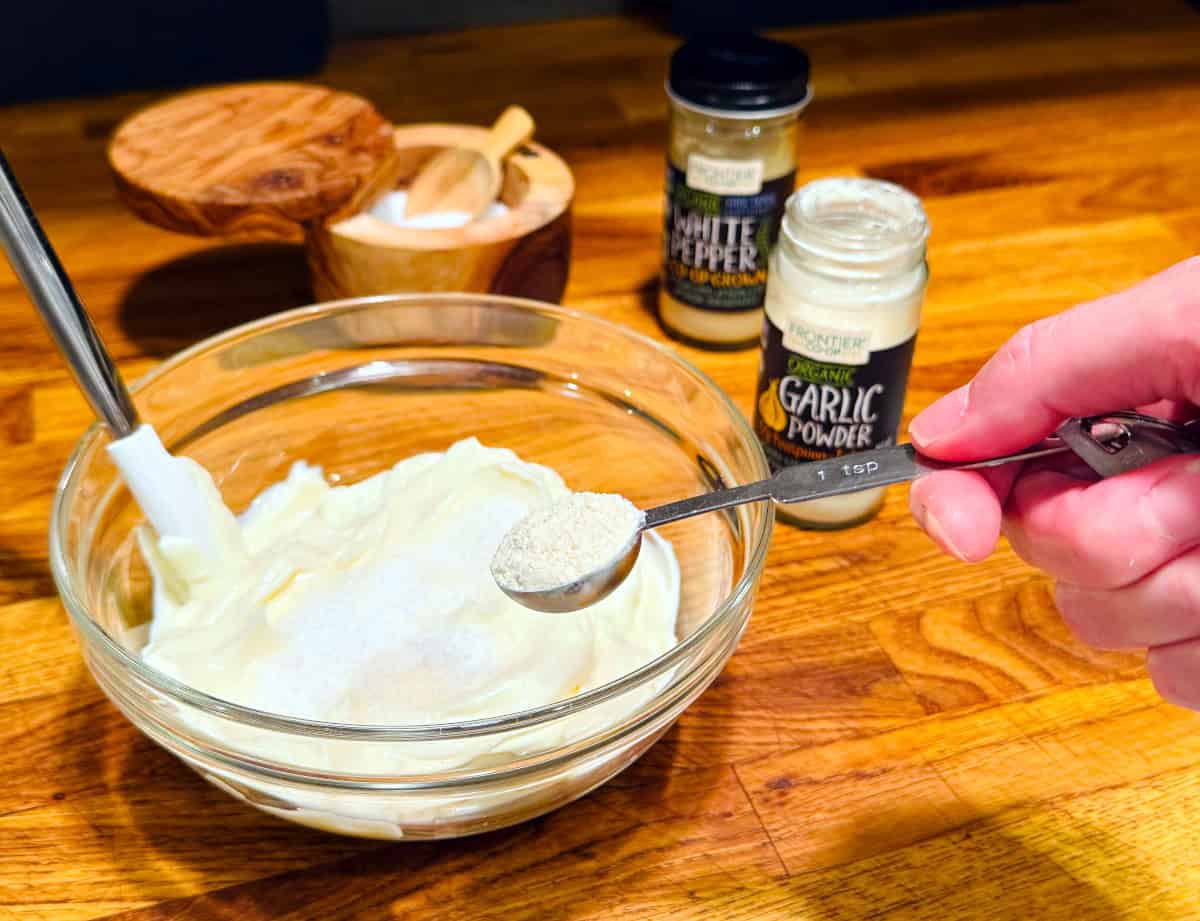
(4, 1), (1200, 917)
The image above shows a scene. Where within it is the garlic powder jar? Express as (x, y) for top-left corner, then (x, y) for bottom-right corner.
(660, 34), (811, 349)
(753, 178), (931, 528)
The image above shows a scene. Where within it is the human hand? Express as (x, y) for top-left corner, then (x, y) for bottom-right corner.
(907, 257), (1200, 709)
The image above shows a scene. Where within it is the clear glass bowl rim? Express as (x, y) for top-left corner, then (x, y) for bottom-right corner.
(49, 293), (773, 742)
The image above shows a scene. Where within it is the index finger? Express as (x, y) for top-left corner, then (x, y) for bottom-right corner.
(909, 257), (1200, 461)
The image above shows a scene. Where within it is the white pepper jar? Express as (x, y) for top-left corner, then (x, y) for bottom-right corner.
(753, 178), (931, 528)
(660, 34), (811, 349)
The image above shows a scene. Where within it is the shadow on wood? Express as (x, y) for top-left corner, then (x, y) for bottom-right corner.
(117, 244), (314, 359)
(0, 546), (54, 602)
(40, 632), (699, 919)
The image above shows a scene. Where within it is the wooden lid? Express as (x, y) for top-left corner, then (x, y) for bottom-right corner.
(109, 82), (395, 241)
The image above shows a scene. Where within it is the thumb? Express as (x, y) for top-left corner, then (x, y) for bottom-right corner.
(910, 257), (1200, 460)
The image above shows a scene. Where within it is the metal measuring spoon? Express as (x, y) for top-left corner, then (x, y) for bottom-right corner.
(498, 413), (1200, 613)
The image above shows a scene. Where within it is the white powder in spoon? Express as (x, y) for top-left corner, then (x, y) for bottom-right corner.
(491, 492), (645, 593)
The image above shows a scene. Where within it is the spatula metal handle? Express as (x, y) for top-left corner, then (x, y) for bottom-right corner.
(0, 150), (138, 438)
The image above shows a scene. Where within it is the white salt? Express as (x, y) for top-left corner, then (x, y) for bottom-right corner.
(369, 189), (509, 230)
(491, 492), (645, 593)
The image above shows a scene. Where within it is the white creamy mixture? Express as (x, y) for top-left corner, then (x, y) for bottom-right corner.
(139, 438), (680, 747)
(369, 190), (509, 230)
(492, 492), (644, 592)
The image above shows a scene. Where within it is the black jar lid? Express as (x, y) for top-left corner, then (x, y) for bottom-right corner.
(668, 33), (811, 115)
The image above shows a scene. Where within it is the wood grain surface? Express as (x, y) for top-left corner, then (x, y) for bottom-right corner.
(4, 1), (1200, 917)
(109, 83), (395, 241)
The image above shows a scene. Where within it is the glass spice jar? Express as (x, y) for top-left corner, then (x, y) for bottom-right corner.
(660, 34), (811, 349)
(753, 177), (931, 529)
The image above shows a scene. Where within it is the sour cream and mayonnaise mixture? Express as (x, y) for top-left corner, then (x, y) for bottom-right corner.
(139, 438), (679, 770)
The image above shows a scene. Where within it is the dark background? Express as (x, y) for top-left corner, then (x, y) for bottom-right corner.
(1, 0), (1050, 105)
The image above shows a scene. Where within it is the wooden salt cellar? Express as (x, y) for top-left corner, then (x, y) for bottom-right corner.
(310, 124), (573, 303)
(109, 83), (574, 303)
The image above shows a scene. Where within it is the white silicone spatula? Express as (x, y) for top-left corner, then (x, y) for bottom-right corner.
(0, 149), (239, 564)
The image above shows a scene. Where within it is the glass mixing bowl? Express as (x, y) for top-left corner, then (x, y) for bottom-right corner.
(50, 294), (773, 840)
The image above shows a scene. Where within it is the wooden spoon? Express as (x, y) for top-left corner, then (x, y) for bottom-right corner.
(404, 106), (534, 220)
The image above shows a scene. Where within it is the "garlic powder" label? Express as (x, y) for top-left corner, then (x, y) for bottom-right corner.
(754, 316), (917, 463)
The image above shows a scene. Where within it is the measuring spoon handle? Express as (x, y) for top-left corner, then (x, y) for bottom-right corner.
(642, 413), (1189, 531)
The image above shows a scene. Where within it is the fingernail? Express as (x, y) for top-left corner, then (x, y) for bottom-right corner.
(1142, 457), (1200, 545)
(909, 384), (971, 449)
(922, 505), (972, 562)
